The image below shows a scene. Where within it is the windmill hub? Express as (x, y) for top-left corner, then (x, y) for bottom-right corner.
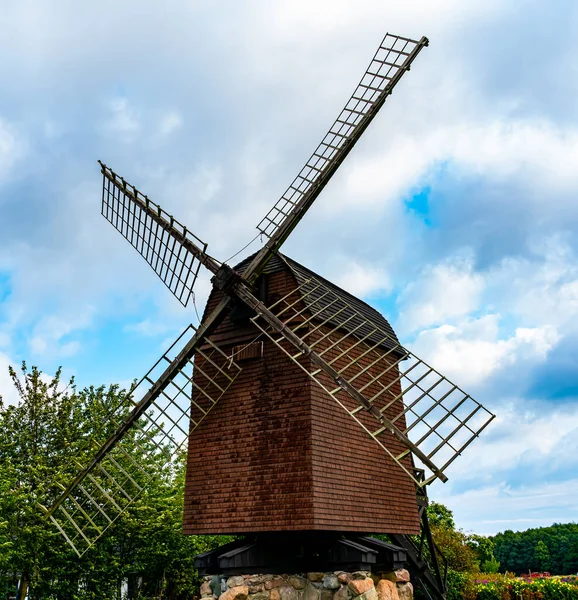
(213, 264), (244, 293)
(44, 31), (496, 600)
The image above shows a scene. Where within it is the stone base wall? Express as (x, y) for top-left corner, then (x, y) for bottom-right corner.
(200, 570), (413, 600)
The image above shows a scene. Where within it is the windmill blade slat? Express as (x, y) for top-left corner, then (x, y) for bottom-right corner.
(43, 324), (242, 556)
(251, 33), (428, 269)
(100, 162), (221, 306)
(248, 276), (494, 487)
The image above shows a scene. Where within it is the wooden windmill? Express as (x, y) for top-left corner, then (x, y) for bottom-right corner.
(44, 33), (494, 599)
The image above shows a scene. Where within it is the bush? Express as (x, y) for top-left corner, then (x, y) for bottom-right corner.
(446, 569), (476, 600)
(464, 573), (578, 600)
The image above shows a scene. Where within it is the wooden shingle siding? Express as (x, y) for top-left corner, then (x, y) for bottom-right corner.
(308, 323), (419, 534)
(183, 270), (315, 534)
(182, 264), (419, 535)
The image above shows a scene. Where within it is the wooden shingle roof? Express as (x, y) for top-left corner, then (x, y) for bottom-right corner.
(234, 252), (402, 353)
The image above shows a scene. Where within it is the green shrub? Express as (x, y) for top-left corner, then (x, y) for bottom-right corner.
(446, 569), (477, 600)
(470, 574), (578, 600)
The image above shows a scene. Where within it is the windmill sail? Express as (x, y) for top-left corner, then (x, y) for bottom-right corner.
(100, 162), (220, 306)
(42, 325), (241, 556)
(253, 33), (427, 249)
(250, 276), (495, 487)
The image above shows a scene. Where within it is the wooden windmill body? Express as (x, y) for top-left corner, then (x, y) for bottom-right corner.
(45, 31), (495, 598)
(184, 255), (419, 535)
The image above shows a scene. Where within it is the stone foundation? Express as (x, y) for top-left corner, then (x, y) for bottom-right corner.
(201, 570), (413, 600)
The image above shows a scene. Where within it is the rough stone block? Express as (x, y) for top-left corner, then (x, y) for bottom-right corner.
(289, 576), (307, 590)
(376, 580), (399, 600)
(270, 589), (281, 600)
(201, 582), (215, 598)
(227, 577), (246, 589)
(220, 586), (249, 600)
(337, 573), (351, 585)
(279, 586), (299, 600)
(265, 579), (285, 590)
(307, 573), (325, 583)
(396, 583), (413, 600)
(358, 588), (378, 600)
(334, 584), (353, 600)
(249, 593), (269, 600)
(322, 574), (340, 590)
(348, 578), (374, 596)
(304, 583), (320, 600)
(381, 570), (410, 584)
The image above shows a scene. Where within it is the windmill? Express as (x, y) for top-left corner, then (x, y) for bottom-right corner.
(43, 33), (494, 599)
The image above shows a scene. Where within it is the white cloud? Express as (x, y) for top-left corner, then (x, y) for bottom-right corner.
(104, 97), (140, 141)
(332, 118), (578, 216)
(429, 402), (578, 533)
(332, 259), (390, 298)
(430, 398), (578, 534)
(449, 403), (578, 478)
(158, 110), (183, 137)
(396, 236), (576, 390)
(435, 478), (578, 536)
(487, 236), (578, 331)
(0, 351), (19, 407)
(0, 118), (21, 182)
(397, 255), (483, 333)
(412, 314), (558, 387)
(124, 318), (173, 337)
(29, 307), (94, 359)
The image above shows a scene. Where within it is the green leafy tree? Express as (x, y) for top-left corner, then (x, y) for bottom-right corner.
(467, 534), (500, 573)
(430, 525), (479, 573)
(425, 502), (479, 573)
(427, 501), (456, 530)
(421, 502), (479, 600)
(0, 363), (228, 599)
(0, 364), (85, 598)
(533, 540), (551, 572)
(493, 523), (578, 575)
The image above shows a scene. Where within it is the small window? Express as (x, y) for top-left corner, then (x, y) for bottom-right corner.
(231, 341), (263, 361)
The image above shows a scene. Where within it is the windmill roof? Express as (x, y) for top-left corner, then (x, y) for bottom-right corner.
(234, 252), (402, 353)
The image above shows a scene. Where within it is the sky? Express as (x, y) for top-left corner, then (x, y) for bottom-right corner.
(1, 0), (577, 536)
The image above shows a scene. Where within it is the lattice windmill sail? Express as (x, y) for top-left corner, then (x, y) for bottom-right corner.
(43, 31), (494, 599)
(44, 326), (242, 556)
(250, 271), (494, 487)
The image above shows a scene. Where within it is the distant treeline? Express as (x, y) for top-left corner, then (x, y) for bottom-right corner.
(492, 523), (578, 575)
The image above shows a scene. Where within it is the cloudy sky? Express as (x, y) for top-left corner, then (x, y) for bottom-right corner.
(1, 0), (577, 536)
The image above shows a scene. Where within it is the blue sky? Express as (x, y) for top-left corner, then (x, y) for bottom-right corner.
(1, 0), (578, 536)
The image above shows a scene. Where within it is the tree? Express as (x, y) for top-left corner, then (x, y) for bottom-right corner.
(427, 501), (456, 530)
(492, 524), (578, 575)
(0, 362), (229, 599)
(430, 525), (480, 573)
(0, 364), (85, 599)
(533, 540), (551, 572)
(467, 534), (500, 573)
(426, 502), (479, 573)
